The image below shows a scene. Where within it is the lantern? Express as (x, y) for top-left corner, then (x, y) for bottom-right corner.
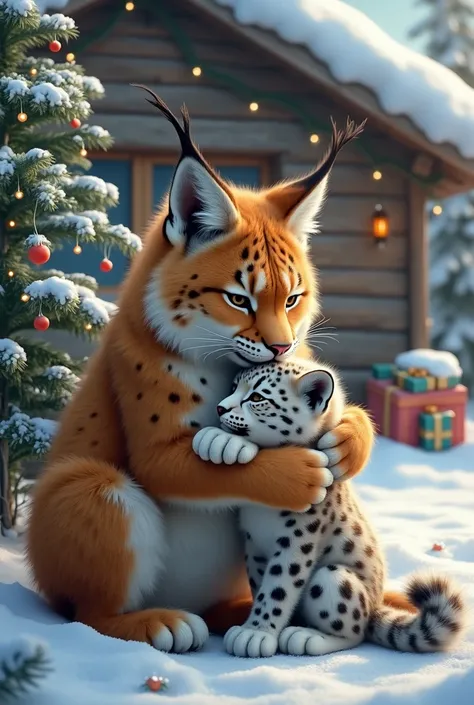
(372, 204), (389, 245)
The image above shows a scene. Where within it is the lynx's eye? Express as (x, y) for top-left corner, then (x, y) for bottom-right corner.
(224, 292), (251, 311)
(249, 392), (264, 403)
(286, 294), (300, 310)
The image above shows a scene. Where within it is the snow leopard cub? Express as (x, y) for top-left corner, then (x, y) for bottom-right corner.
(193, 357), (386, 658)
(193, 358), (466, 659)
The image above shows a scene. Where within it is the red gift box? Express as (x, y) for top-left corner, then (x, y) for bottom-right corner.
(366, 378), (467, 447)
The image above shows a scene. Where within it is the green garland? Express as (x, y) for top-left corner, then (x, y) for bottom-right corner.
(71, 0), (444, 190)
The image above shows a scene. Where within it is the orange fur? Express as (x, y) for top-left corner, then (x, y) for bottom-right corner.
(383, 591), (419, 614)
(27, 120), (375, 647)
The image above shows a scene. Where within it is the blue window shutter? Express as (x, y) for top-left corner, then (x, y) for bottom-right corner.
(48, 159), (132, 286)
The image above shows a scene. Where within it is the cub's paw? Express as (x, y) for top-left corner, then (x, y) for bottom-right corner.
(224, 625), (278, 658)
(192, 426), (258, 465)
(318, 407), (374, 481)
(279, 626), (330, 656)
(152, 613), (209, 653)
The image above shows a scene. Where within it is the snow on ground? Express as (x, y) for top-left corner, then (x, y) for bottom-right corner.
(1, 406), (474, 704)
(215, 0), (474, 159)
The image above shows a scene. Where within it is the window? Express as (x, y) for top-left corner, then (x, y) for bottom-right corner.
(51, 155), (266, 291)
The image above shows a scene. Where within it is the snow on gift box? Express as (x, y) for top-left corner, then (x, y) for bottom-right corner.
(394, 348), (463, 392)
(367, 350), (467, 449)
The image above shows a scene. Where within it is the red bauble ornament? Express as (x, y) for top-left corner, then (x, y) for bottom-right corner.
(28, 244), (51, 266)
(99, 258), (113, 272)
(49, 39), (61, 52)
(34, 315), (50, 331)
(70, 118), (81, 129)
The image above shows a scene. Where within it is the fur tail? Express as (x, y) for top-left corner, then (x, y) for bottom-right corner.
(368, 574), (466, 653)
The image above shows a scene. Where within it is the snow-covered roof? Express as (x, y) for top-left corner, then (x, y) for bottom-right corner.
(214, 0), (474, 161)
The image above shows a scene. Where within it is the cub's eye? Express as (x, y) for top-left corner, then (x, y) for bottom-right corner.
(286, 294), (300, 310)
(249, 392), (265, 403)
(224, 292), (251, 311)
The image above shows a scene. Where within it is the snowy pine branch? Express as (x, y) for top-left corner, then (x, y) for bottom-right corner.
(0, 339), (27, 377)
(0, 636), (52, 702)
(0, 411), (57, 462)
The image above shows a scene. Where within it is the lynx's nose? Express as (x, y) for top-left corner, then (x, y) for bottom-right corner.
(217, 405), (227, 416)
(269, 343), (292, 357)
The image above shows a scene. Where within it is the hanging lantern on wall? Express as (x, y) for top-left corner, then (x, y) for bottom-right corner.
(372, 203), (389, 245)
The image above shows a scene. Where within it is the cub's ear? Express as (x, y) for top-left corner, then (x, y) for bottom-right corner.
(133, 84), (239, 253)
(296, 370), (334, 414)
(265, 117), (366, 249)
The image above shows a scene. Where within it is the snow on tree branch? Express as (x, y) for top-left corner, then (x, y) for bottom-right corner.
(25, 275), (78, 305)
(0, 0), (36, 18)
(0, 412), (57, 457)
(0, 339), (27, 375)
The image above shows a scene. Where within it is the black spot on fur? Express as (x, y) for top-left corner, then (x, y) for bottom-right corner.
(150, 414), (159, 423)
(257, 593), (264, 602)
(355, 561), (365, 571)
(289, 564), (300, 576)
(192, 393), (202, 403)
(365, 546), (374, 557)
(353, 608), (361, 620)
(190, 273), (198, 280)
(285, 519), (296, 528)
(294, 579), (305, 588)
(343, 539), (355, 554)
(327, 565), (338, 571)
(136, 363), (142, 371)
(136, 393), (143, 400)
(338, 603), (347, 614)
(277, 537), (291, 549)
(90, 440), (98, 447)
(340, 581), (353, 600)
(273, 607), (282, 616)
(254, 556), (266, 563)
(169, 393), (180, 403)
(323, 546), (332, 555)
(331, 620), (344, 632)
(320, 610), (329, 619)
(352, 522), (362, 536)
(307, 520), (320, 533)
(301, 543), (313, 554)
(294, 529), (303, 537)
(249, 578), (257, 590)
(353, 624), (361, 635)
(241, 247), (249, 259)
(333, 527), (342, 536)
(311, 585), (323, 599)
(281, 415), (293, 425)
(271, 587), (286, 601)
(90, 412), (98, 418)
(252, 620), (259, 627)
(270, 564), (283, 576)
(190, 421), (200, 428)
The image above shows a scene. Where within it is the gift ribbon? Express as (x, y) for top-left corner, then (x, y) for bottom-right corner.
(383, 385), (399, 437)
(419, 412), (451, 450)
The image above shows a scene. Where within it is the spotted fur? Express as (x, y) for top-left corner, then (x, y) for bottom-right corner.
(26, 93), (374, 653)
(194, 360), (467, 658)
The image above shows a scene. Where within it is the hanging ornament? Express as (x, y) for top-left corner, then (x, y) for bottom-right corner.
(84, 322), (93, 331)
(17, 112), (28, 123)
(34, 315), (50, 331)
(80, 148), (88, 157)
(66, 52), (75, 63)
(100, 257), (113, 273)
(25, 233), (51, 266)
(29, 67), (38, 77)
(73, 244), (82, 255)
(143, 675), (169, 693)
(70, 118), (81, 129)
(49, 39), (61, 52)
(192, 66), (202, 77)
(15, 190), (24, 200)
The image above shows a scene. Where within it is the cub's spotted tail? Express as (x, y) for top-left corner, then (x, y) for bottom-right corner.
(368, 574), (466, 652)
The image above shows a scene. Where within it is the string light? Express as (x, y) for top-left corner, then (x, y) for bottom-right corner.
(249, 102), (259, 112)
(17, 112), (28, 123)
(373, 170), (383, 180)
(192, 66), (202, 77)
(66, 52), (75, 62)
(21, 293), (30, 303)
(73, 244), (82, 254)
(84, 322), (93, 331)
(15, 190), (24, 200)
(7, 220), (15, 228)
(29, 67), (38, 77)
(79, 148), (88, 157)
(432, 204), (443, 215)
(310, 134), (319, 144)
(125, 1), (135, 9)
(7, 270), (14, 278)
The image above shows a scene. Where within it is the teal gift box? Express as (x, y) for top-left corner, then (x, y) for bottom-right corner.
(419, 406), (455, 451)
(397, 370), (460, 393)
(372, 363), (395, 380)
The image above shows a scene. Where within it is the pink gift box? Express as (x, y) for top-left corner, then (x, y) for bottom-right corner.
(366, 378), (467, 448)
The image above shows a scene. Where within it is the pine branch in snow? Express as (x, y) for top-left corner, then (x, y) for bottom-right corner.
(0, 636), (52, 701)
(0, 412), (57, 462)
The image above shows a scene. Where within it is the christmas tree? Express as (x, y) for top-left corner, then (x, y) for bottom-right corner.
(0, 635), (52, 701)
(409, 0), (474, 389)
(0, 0), (142, 534)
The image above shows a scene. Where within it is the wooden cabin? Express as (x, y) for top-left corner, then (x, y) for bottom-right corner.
(46, 0), (474, 402)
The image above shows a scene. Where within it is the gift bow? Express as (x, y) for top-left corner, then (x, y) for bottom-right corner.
(407, 367), (429, 378)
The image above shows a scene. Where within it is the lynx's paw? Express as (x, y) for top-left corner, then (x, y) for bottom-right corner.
(224, 625), (278, 658)
(152, 613), (209, 653)
(192, 427), (259, 465)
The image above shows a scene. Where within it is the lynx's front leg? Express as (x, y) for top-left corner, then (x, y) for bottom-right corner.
(224, 516), (319, 658)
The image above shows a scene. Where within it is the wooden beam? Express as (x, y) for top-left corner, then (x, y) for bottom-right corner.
(132, 157), (152, 237)
(408, 183), (430, 348)
(318, 268), (407, 297)
(322, 295), (408, 332)
(311, 330), (408, 368)
(311, 234), (407, 270)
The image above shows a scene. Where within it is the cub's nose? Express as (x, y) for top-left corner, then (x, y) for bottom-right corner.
(217, 405), (227, 417)
(269, 342), (292, 357)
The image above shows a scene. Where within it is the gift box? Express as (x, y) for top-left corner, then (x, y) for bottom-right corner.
(419, 406), (455, 451)
(366, 378), (467, 448)
(372, 363), (396, 380)
(395, 368), (460, 393)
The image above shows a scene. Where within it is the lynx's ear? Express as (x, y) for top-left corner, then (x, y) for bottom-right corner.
(296, 370), (334, 414)
(265, 117), (366, 248)
(134, 85), (239, 253)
